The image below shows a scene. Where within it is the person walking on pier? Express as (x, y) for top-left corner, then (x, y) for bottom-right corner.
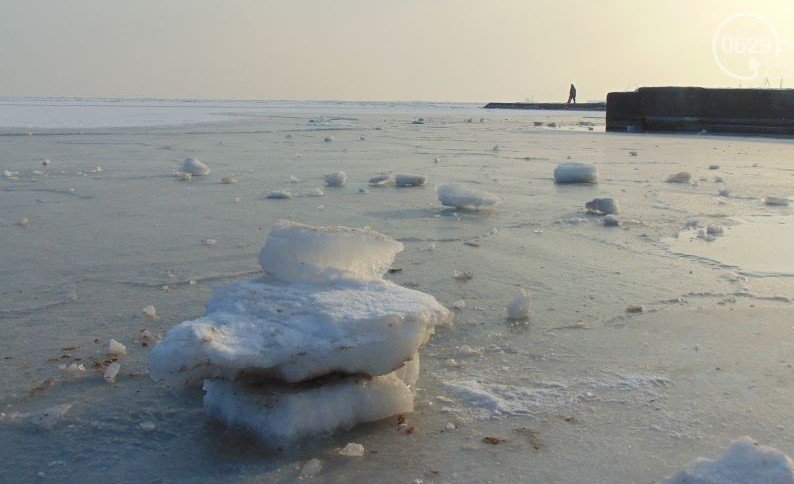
(567, 84), (577, 104)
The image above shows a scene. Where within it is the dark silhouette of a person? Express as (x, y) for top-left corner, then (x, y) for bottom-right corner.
(567, 84), (577, 104)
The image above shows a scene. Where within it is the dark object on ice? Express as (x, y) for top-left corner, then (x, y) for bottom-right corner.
(606, 87), (794, 136)
(482, 436), (506, 445)
(567, 84), (577, 105)
(483, 102), (605, 111)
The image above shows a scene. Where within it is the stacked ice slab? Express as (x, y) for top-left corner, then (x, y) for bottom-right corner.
(149, 220), (451, 442)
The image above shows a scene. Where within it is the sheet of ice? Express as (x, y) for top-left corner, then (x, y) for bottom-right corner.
(258, 220), (404, 283)
(203, 357), (419, 443)
(663, 436), (794, 484)
(553, 162), (598, 183)
(181, 158), (210, 176)
(149, 278), (449, 387)
(437, 183), (499, 210)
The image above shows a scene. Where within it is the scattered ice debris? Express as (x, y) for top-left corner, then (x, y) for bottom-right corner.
(203, 237), (219, 246)
(626, 305), (644, 314)
(338, 443), (365, 458)
(666, 172), (691, 184)
(289, 175), (300, 183)
(104, 363), (121, 383)
(150, 220), (449, 443)
(450, 299), (466, 310)
(221, 174), (238, 184)
(3, 170), (18, 180)
(709, 164), (720, 170)
(18, 217), (30, 228)
(324, 136), (334, 143)
(22, 403), (73, 430)
(306, 187), (324, 197)
(107, 339), (127, 357)
(182, 158), (210, 176)
(299, 458), (323, 479)
(437, 183), (499, 210)
(267, 190), (293, 200)
(139, 421), (156, 433)
(719, 188), (730, 197)
(506, 289), (531, 320)
(395, 173), (428, 187)
(553, 162), (598, 184)
(585, 197), (619, 215)
(369, 173), (393, 186)
(324, 171), (347, 187)
(603, 214), (621, 227)
(765, 196), (790, 206)
(662, 436), (794, 484)
(178, 172), (192, 182)
(142, 305), (159, 320)
(453, 268), (473, 281)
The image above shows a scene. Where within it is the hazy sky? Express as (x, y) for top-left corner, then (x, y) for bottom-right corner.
(1, 0), (793, 102)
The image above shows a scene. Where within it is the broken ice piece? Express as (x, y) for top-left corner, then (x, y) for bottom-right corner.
(203, 359), (419, 443)
(139, 421), (156, 432)
(104, 363), (121, 383)
(338, 443), (366, 458)
(437, 183), (499, 210)
(603, 214), (621, 226)
(553, 163), (598, 184)
(221, 174), (238, 184)
(666, 172), (691, 184)
(142, 305), (159, 320)
(299, 459), (323, 479)
(107, 339), (127, 357)
(506, 289), (531, 320)
(182, 158), (210, 176)
(18, 218), (30, 227)
(267, 190), (293, 200)
(395, 173), (427, 187)
(450, 300), (466, 310)
(453, 268), (473, 280)
(764, 196), (790, 206)
(706, 225), (724, 236)
(324, 171), (347, 187)
(585, 197), (619, 215)
(369, 173), (393, 186)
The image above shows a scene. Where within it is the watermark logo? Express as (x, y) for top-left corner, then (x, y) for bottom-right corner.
(712, 13), (791, 84)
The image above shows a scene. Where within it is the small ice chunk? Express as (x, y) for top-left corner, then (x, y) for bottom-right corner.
(289, 175), (300, 183)
(3, 170), (18, 179)
(585, 197), (619, 215)
(453, 268), (473, 280)
(666, 172), (691, 183)
(305, 187), (324, 197)
(458, 345), (482, 356)
(506, 289), (531, 320)
(719, 188), (730, 197)
(259, 220), (404, 283)
(267, 190), (293, 200)
(603, 214), (621, 227)
(324, 136), (334, 143)
(285, 133), (293, 139)
(27, 403), (73, 429)
(324, 171), (347, 187)
(437, 184), (499, 210)
(338, 443), (366, 458)
(104, 363), (121, 383)
(107, 339), (127, 357)
(179, 172), (192, 181)
(299, 458), (323, 479)
(492, 144), (500, 152)
(395, 173), (427, 187)
(42, 159), (50, 166)
(203, 359), (419, 443)
(61, 362), (86, 375)
(434, 157), (441, 163)
(139, 421), (156, 432)
(221, 174), (238, 184)
(709, 164), (720, 170)
(554, 163), (598, 184)
(706, 225), (724, 236)
(629, 150), (638, 156)
(369, 173), (393, 186)
(663, 436), (794, 484)
(450, 299), (466, 310)
(142, 305), (159, 320)
(18, 218), (30, 227)
(182, 158), (210, 176)
(765, 196), (790, 206)
(203, 237), (219, 246)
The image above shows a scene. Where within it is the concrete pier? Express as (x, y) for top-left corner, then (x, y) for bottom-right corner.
(606, 87), (794, 135)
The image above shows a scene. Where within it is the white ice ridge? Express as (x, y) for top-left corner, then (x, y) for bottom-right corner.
(258, 220), (404, 283)
(553, 162), (598, 183)
(203, 356), (419, 443)
(149, 220), (451, 388)
(663, 436), (794, 484)
(436, 183), (499, 210)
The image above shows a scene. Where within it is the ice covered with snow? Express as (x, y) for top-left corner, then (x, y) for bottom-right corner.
(437, 183), (499, 210)
(203, 357), (419, 443)
(324, 171), (347, 187)
(150, 220), (450, 387)
(181, 158), (210, 176)
(394, 173), (427, 187)
(663, 436), (794, 484)
(553, 162), (598, 184)
(258, 220), (404, 283)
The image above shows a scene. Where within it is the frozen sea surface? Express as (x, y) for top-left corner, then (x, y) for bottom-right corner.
(1, 99), (794, 482)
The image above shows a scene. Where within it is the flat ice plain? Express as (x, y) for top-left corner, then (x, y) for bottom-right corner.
(1, 98), (794, 482)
